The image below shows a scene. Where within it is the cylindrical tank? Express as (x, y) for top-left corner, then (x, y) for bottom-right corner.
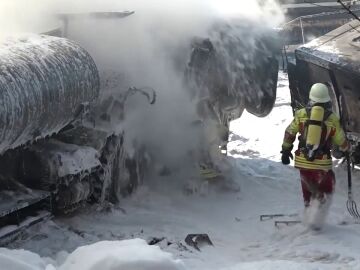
(0, 35), (100, 153)
(305, 105), (325, 161)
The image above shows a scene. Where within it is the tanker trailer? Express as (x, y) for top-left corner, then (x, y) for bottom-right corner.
(0, 34), (149, 241)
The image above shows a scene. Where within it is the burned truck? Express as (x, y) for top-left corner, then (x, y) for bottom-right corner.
(0, 12), (281, 240)
(287, 20), (360, 161)
(0, 34), (151, 240)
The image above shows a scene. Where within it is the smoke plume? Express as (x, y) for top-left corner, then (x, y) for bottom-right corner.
(0, 0), (284, 179)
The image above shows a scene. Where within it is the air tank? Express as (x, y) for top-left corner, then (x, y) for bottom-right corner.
(0, 35), (100, 153)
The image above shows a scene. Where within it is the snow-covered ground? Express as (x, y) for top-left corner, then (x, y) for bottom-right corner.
(3, 72), (360, 269)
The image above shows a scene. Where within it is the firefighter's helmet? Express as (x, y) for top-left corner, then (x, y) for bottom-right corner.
(309, 83), (331, 103)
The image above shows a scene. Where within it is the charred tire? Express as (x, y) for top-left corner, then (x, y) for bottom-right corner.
(94, 134), (143, 204)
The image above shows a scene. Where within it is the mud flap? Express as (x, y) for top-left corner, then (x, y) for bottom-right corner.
(185, 234), (213, 251)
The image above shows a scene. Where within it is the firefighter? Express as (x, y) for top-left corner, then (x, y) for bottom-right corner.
(281, 83), (349, 226)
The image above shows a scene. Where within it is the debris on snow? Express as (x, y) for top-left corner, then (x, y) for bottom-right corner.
(185, 234), (214, 251)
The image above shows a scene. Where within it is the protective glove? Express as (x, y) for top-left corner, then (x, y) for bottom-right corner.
(280, 149), (293, 165)
(332, 144), (351, 159)
(332, 147), (345, 159)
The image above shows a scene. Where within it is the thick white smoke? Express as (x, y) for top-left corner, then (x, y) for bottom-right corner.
(0, 0), (284, 33)
(0, 0), (284, 178)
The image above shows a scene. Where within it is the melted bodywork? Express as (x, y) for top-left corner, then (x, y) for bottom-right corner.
(187, 23), (280, 119)
(185, 22), (279, 174)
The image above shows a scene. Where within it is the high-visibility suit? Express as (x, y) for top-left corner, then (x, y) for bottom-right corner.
(282, 108), (348, 205)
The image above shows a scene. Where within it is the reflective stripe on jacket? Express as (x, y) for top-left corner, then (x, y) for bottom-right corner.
(282, 108), (348, 170)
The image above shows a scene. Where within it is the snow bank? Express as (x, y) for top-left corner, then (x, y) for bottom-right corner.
(0, 239), (185, 270)
(0, 248), (47, 270)
(59, 239), (185, 270)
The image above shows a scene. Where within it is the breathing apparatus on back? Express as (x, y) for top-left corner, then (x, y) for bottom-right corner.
(303, 83), (332, 161)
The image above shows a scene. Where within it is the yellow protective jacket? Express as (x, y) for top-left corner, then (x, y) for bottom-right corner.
(282, 108), (348, 170)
